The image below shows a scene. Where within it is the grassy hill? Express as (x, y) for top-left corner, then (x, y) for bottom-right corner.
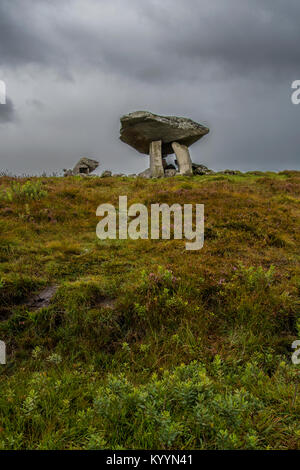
(0, 171), (299, 450)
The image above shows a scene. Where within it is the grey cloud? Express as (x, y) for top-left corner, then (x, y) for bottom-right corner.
(0, 0), (299, 173)
(1, 0), (300, 82)
(0, 0), (71, 71)
(0, 1), (50, 66)
(56, 0), (300, 83)
(0, 98), (15, 124)
(26, 99), (46, 111)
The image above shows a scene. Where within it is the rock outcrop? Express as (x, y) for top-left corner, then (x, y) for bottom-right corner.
(192, 164), (214, 175)
(64, 157), (99, 176)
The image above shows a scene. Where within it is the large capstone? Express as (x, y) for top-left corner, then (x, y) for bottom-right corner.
(120, 111), (209, 156)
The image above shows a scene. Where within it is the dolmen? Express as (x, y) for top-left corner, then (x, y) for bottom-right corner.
(120, 111), (209, 178)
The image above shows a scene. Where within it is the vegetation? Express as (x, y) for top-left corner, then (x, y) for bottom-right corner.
(0, 171), (299, 449)
(0, 180), (48, 202)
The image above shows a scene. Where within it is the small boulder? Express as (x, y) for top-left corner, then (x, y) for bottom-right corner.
(165, 169), (178, 177)
(63, 169), (74, 177)
(101, 171), (112, 178)
(73, 157), (99, 175)
(64, 158), (99, 177)
(138, 168), (151, 179)
(192, 163), (214, 175)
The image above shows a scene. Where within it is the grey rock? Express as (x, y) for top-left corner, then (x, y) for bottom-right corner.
(120, 111), (209, 156)
(165, 169), (178, 177)
(172, 142), (193, 176)
(192, 163), (214, 175)
(101, 170), (112, 178)
(73, 157), (99, 175)
(63, 169), (74, 177)
(138, 168), (151, 179)
(128, 174), (137, 178)
(150, 140), (164, 177)
(114, 173), (126, 177)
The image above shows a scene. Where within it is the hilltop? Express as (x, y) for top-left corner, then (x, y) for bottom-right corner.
(0, 171), (299, 450)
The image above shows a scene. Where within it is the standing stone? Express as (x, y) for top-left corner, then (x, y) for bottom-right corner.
(149, 140), (164, 178)
(172, 142), (193, 176)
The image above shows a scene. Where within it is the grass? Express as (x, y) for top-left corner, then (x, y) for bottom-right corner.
(0, 171), (299, 449)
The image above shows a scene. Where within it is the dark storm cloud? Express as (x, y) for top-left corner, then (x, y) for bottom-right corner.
(50, 0), (300, 83)
(1, 0), (300, 82)
(0, 0), (299, 173)
(0, 98), (15, 123)
(0, 1), (51, 66)
(156, 0), (300, 80)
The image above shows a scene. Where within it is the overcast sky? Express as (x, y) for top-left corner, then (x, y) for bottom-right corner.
(0, 0), (299, 175)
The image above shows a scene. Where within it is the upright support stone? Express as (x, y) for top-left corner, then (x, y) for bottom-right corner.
(172, 142), (193, 176)
(149, 140), (164, 178)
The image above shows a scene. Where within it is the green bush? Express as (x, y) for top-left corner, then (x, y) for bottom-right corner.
(1, 180), (48, 202)
(93, 359), (296, 449)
